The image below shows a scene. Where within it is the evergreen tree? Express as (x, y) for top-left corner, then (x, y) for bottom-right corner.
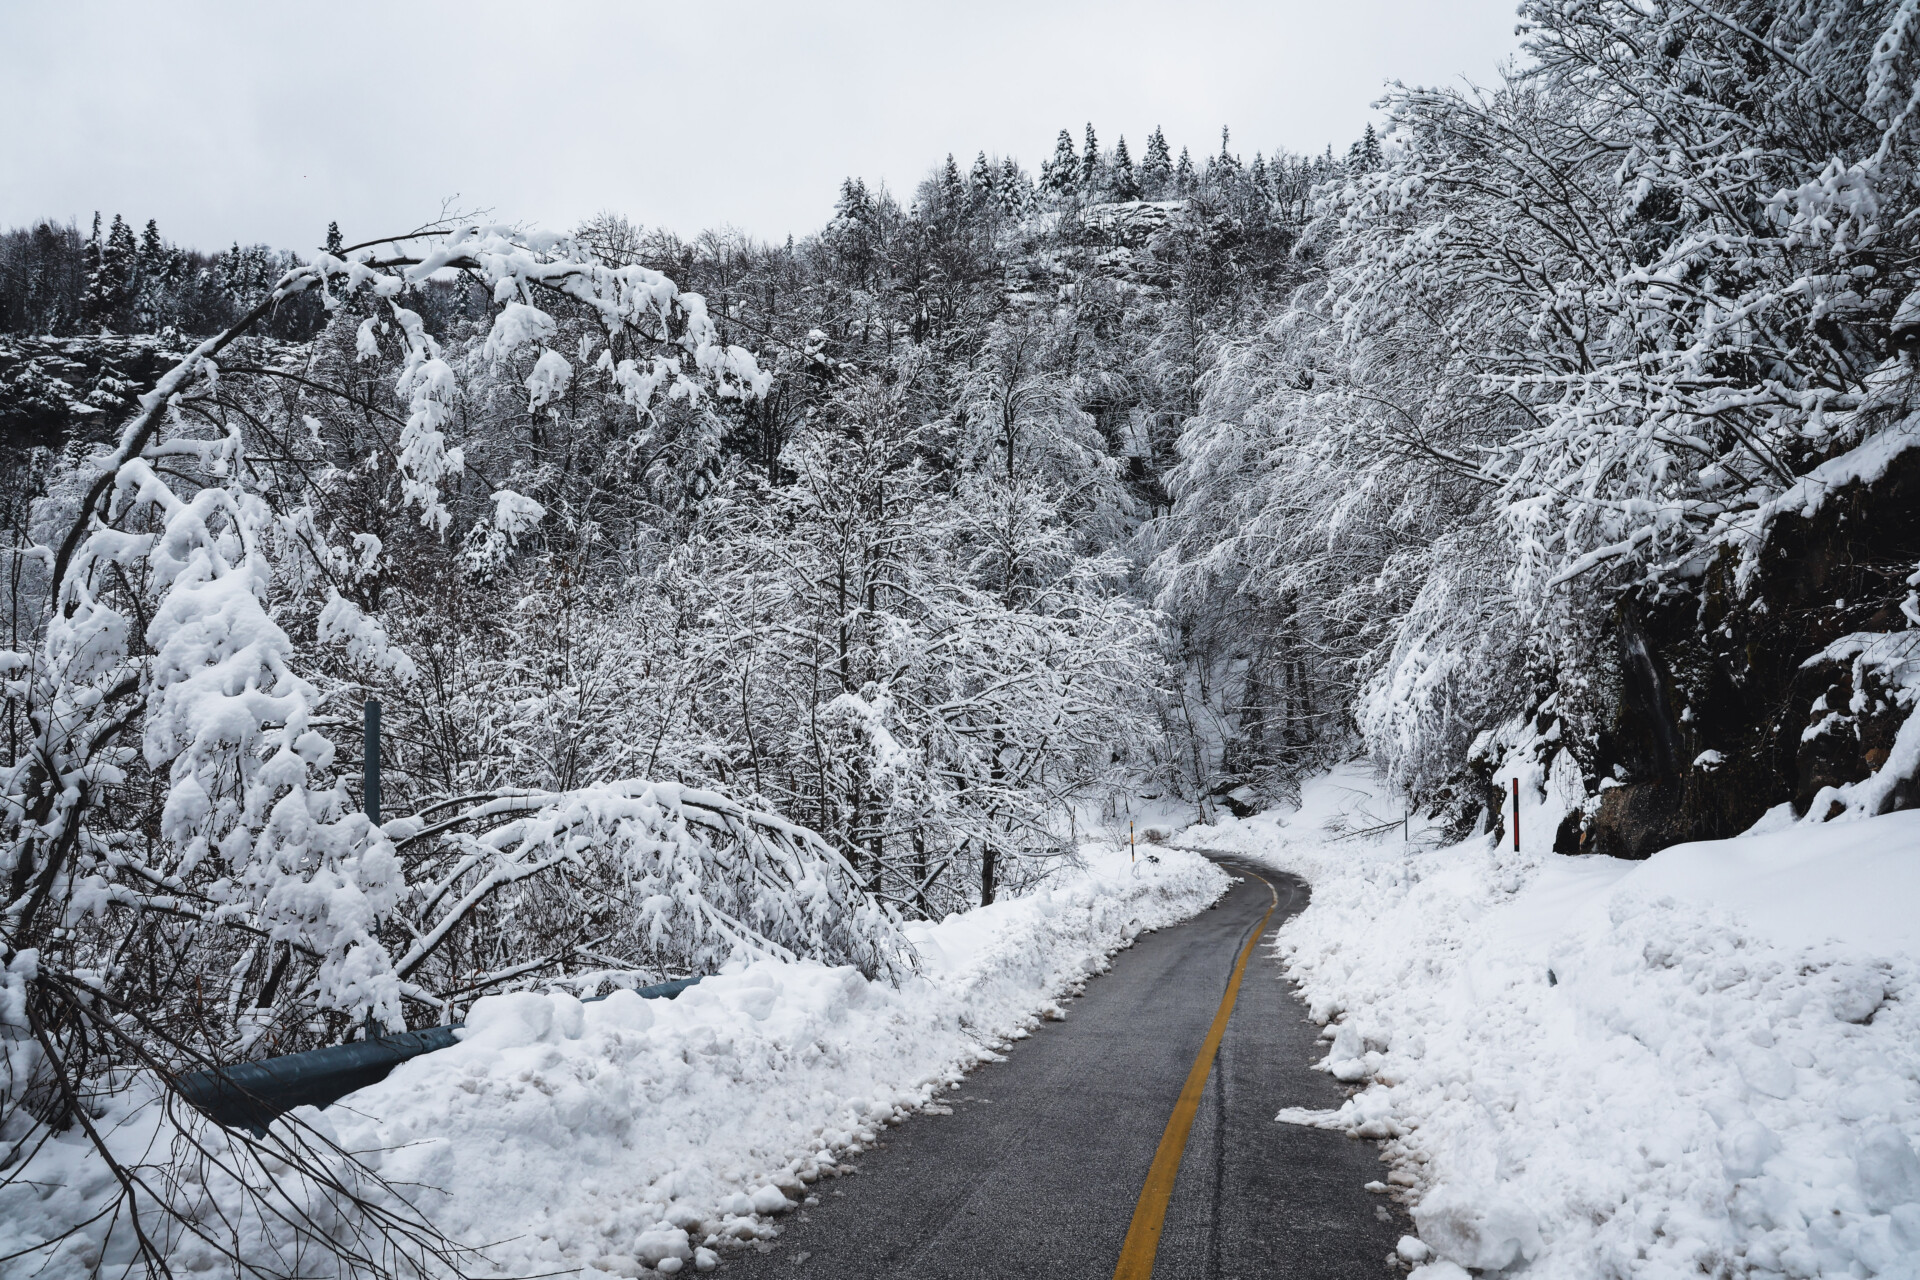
(1111, 135), (1139, 201)
(1082, 122), (1100, 188)
(101, 214), (136, 326)
(23, 220), (72, 332)
(969, 151), (995, 207)
(1356, 122), (1383, 170)
(135, 219), (167, 330)
(1175, 146), (1195, 193)
(1142, 126), (1173, 196)
(325, 220), (343, 254)
(1041, 129), (1080, 199)
(835, 177), (873, 223)
(81, 212), (106, 327)
(220, 242), (244, 303)
(1211, 126), (1240, 183)
(998, 157), (1029, 217)
(940, 152), (966, 215)
(829, 177), (879, 282)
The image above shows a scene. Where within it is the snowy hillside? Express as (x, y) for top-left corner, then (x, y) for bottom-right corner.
(1194, 769), (1920, 1279)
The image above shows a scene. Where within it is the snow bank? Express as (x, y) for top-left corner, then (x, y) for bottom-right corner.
(1192, 767), (1920, 1279)
(1, 846), (1226, 1278)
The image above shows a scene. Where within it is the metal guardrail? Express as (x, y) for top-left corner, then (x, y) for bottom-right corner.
(176, 977), (702, 1133)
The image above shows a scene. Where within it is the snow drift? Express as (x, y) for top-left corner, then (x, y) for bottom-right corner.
(1195, 767), (1920, 1280)
(0, 845), (1226, 1277)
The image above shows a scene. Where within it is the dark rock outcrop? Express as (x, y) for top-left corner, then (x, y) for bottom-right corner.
(1578, 441), (1920, 858)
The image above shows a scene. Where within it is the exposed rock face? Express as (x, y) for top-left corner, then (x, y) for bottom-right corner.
(1579, 443), (1920, 858)
(0, 332), (186, 450)
(1075, 200), (1186, 247)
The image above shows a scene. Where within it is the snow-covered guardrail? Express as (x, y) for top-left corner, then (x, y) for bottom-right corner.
(176, 977), (702, 1133)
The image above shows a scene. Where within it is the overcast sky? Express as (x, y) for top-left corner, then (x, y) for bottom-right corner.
(1, 1), (1524, 255)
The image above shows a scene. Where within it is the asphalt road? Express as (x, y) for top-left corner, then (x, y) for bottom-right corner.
(726, 858), (1404, 1279)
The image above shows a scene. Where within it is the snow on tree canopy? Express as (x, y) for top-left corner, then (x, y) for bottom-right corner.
(382, 781), (911, 984)
(0, 220), (822, 1187)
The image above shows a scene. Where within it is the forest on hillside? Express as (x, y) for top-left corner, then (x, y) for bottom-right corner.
(3, 0), (1920, 1271)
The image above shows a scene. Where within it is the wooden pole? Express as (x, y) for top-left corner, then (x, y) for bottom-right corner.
(364, 699), (381, 827)
(1512, 776), (1520, 852)
(1130, 819), (1136, 863)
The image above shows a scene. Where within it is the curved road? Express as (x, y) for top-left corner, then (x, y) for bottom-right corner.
(728, 858), (1404, 1279)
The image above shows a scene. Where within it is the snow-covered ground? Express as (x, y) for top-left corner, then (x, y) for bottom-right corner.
(1190, 766), (1920, 1280)
(1, 845), (1226, 1278)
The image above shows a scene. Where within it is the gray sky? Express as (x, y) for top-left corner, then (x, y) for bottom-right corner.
(1, 1), (1523, 254)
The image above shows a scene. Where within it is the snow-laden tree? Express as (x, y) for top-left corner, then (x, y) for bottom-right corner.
(646, 362), (1170, 912)
(0, 222), (922, 1278)
(955, 314), (1133, 543)
(1158, 0), (1920, 818)
(1323, 0), (1917, 592)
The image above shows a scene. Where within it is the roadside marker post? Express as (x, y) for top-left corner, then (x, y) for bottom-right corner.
(364, 698), (381, 826)
(1512, 776), (1520, 852)
(1130, 819), (1136, 863)
(362, 697), (382, 1042)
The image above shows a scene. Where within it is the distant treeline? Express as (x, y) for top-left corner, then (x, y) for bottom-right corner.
(2, 119), (1368, 345)
(0, 213), (331, 339)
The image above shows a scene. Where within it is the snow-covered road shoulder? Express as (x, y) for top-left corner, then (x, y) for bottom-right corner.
(0, 846), (1226, 1280)
(350, 844), (1225, 1276)
(1188, 767), (1920, 1280)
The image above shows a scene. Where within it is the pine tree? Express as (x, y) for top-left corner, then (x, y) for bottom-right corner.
(969, 150), (995, 207)
(1111, 135), (1139, 201)
(998, 157), (1028, 217)
(220, 242), (245, 302)
(325, 220), (343, 254)
(1042, 129), (1080, 199)
(830, 178), (878, 281)
(940, 152), (966, 215)
(1142, 127), (1172, 196)
(81, 212), (107, 327)
(101, 214), (137, 327)
(135, 219), (167, 331)
(26, 221), (69, 333)
(1082, 122), (1100, 189)
(1212, 126), (1240, 183)
(836, 177), (873, 224)
(1175, 147), (1195, 193)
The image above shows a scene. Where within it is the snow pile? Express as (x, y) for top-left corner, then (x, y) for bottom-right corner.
(1192, 767), (1920, 1280)
(0, 845), (1225, 1278)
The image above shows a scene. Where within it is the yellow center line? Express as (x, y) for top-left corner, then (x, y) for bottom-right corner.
(1113, 868), (1279, 1280)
